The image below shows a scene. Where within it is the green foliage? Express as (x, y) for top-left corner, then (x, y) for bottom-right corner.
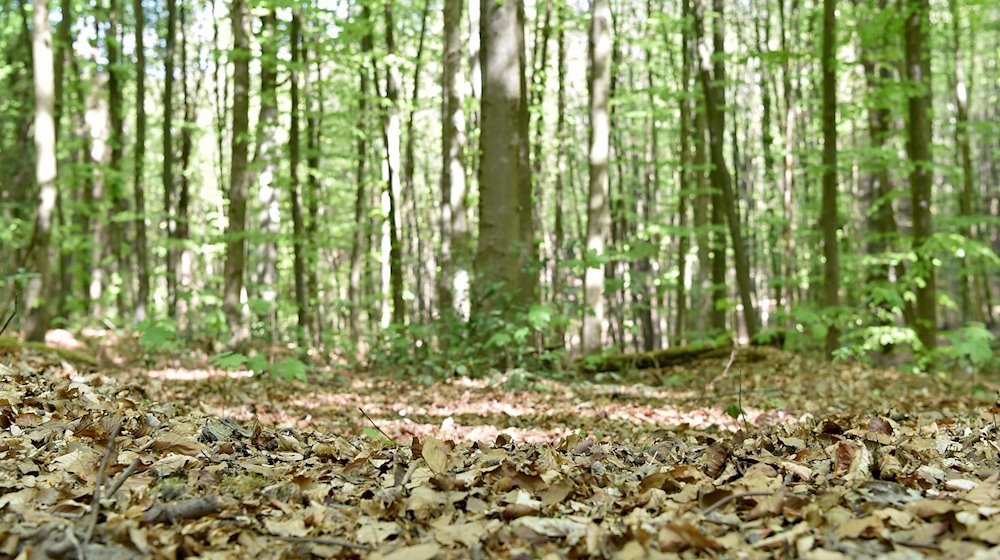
(368, 301), (569, 380)
(137, 319), (179, 354)
(940, 323), (997, 371)
(210, 351), (310, 382)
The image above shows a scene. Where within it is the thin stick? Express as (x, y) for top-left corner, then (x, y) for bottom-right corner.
(105, 457), (141, 498)
(271, 535), (372, 550)
(358, 407), (393, 443)
(0, 296), (16, 337)
(700, 491), (774, 516)
(705, 347), (737, 393)
(84, 419), (122, 543)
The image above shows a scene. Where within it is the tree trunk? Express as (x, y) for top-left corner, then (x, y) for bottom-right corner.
(348, 4), (373, 340)
(949, 0), (985, 324)
(132, 0), (149, 322)
(223, 0), (251, 346)
(903, 0), (936, 351)
(474, 0), (535, 315)
(581, 0), (612, 354)
(106, 0), (127, 317)
(698, 0), (759, 340)
(176, 4), (199, 333)
(402, 0), (431, 323)
(23, 0), (57, 341)
(440, 0), (470, 321)
(163, 0), (177, 316)
(304, 37), (324, 345)
(381, 0), (405, 327)
(675, 0), (693, 344)
(253, 10), (281, 341)
(289, 12), (309, 345)
(820, 0), (839, 356)
(552, 0), (567, 348)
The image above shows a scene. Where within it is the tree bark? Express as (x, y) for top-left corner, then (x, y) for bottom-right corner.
(381, 0), (405, 327)
(582, 0), (612, 354)
(23, 0), (57, 341)
(289, 12), (309, 344)
(253, 10), (281, 341)
(820, 0), (839, 356)
(223, 0), (251, 346)
(698, 0), (760, 340)
(440, 0), (470, 321)
(348, 4), (373, 340)
(132, 0), (149, 322)
(475, 0), (535, 315)
(903, 0), (936, 351)
(162, 0), (177, 316)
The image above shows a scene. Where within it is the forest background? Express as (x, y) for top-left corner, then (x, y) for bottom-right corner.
(1, 0), (998, 377)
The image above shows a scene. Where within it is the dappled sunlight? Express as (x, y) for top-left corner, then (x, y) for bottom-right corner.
(146, 367), (254, 381)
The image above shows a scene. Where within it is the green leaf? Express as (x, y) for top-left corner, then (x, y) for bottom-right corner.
(211, 352), (248, 370)
(272, 358), (309, 382)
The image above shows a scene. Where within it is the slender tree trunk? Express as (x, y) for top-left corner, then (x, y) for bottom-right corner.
(24, 0), (57, 341)
(949, 0), (984, 324)
(675, 0), (693, 343)
(106, 0), (127, 317)
(402, 0), (431, 323)
(223, 0), (251, 346)
(253, 10), (281, 341)
(304, 38), (324, 345)
(87, 66), (110, 318)
(698, 0), (759, 339)
(904, 0), (936, 351)
(176, 4), (199, 333)
(288, 12), (309, 345)
(381, 0), (405, 327)
(163, 0), (177, 316)
(133, 0), (149, 322)
(582, 0), (612, 354)
(349, 5), (373, 339)
(820, 0), (839, 355)
(552, 0), (567, 348)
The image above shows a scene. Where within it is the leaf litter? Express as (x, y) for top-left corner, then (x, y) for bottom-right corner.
(2, 343), (999, 559)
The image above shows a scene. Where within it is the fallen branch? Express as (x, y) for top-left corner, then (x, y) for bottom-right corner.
(705, 347), (737, 393)
(105, 457), (141, 498)
(85, 418), (122, 543)
(271, 535), (372, 550)
(359, 407), (394, 443)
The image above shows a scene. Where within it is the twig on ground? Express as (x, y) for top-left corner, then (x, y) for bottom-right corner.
(85, 418), (122, 543)
(359, 407), (393, 442)
(699, 491), (775, 516)
(0, 296), (15, 337)
(705, 347), (737, 393)
(105, 458), (141, 498)
(271, 535), (372, 550)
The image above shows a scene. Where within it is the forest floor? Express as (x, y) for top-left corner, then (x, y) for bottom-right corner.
(2, 334), (999, 559)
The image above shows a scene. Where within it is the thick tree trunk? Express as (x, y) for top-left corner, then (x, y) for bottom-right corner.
(24, 0), (57, 341)
(474, 0), (535, 315)
(903, 0), (936, 351)
(582, 0), (612, 354)
(440, 0), (470, 321)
